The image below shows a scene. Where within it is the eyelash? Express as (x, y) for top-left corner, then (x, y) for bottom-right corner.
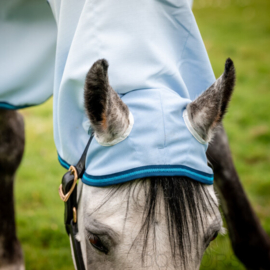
(89, 233), (109, 254)
(210, 231), (218, 242)
(205, 231), (219, 248)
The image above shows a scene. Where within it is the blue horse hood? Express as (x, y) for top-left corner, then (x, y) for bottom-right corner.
(51, 0), (216, 186)
(81, 88), (213, 186)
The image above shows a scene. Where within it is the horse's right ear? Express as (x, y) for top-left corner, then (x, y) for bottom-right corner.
(186, 58), (235, 142)
(84, 59), (130, 145)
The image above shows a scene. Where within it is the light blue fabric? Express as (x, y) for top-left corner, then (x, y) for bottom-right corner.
(0, 0), (56, 109)
(0, 0), (214, 186)
(82, 89), (213, 185)
(48, 0), (215, 186)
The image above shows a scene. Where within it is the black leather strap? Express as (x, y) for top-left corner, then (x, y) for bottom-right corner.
(68, 220), (86, 270)
(60, 134), (94, 270)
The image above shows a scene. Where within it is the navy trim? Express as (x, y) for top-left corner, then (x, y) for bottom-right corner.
(82, 165), (214, 186)
(0, 95), (53, 110)
(0, 102), (34, 110)
(57, 154), (213, 186)
(57, 153), (70, 170)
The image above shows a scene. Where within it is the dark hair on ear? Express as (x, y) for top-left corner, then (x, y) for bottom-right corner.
(220, 58), (235, 118)
(84, 59), (109, 126)
(94, 176), (219, 268)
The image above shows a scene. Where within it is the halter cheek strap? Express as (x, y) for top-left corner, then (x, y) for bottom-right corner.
(58, 134), (94, 270)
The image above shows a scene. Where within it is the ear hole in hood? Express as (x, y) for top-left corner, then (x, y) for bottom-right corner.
(95, 111), (134, 147)
(183, 109), (207, 144)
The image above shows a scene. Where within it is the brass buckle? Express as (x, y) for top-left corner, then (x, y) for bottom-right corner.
(58, 166), (78, 202)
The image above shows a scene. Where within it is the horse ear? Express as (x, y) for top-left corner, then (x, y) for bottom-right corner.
(186, 58), (235, 142)
(84, 59), (130, 144)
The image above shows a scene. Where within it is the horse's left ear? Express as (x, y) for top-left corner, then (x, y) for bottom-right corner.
(84, 59), (130, 145)
(186, 58), (235, 142)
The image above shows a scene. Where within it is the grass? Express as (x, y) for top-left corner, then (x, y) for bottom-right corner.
(15, 0), (270, 269)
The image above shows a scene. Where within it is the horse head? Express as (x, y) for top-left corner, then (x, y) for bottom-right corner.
(76, 58), (235, 269)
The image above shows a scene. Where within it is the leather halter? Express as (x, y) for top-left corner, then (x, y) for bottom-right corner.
(58, 134), (94, 270)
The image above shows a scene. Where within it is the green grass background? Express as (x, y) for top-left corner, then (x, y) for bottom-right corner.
(16, 0), (270, 269)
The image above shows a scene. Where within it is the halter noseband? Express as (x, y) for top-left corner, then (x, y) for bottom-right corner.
(58, 134), (94, 270)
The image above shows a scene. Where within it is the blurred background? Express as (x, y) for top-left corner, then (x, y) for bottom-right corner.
(13, 0), (269, 269)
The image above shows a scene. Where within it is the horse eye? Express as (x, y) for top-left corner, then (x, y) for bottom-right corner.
(205, 231), (219, 248)
(89, 234), (108, 254)
(210, 231), (218, 242)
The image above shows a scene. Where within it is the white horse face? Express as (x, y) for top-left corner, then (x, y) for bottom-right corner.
(77, 180), (222, 270)
(78, 58), (235, 269)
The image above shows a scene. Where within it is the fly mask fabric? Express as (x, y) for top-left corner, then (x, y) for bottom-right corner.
(49, 0), (216, 186)
(0, 0), (56, 109)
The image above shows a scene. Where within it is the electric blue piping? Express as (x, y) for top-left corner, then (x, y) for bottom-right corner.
(57, 154), (213, 187)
